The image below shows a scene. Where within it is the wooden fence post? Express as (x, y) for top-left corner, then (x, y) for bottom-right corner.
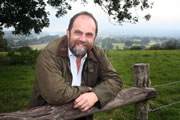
(132, 64), (151, 120)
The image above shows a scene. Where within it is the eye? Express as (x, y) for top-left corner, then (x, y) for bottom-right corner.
(86, 33), (93, 38)
(74, 30), (83, 35)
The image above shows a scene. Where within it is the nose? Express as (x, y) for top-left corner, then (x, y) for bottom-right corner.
(79, 34), (87, 42)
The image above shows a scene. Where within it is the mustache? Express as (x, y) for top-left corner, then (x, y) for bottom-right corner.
(74, 40), (88, 46)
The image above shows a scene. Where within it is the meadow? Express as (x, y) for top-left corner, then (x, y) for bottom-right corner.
(0, 50), (180, 120)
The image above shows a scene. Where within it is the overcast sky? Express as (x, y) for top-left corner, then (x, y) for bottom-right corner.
(43, 0), (180, 37)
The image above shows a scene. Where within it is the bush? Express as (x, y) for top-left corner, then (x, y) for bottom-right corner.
(0, 56), (11, 65)
(17, 46), (32, 53)
(5, 49), (40, 65)
(130, 46), (145, 50)
(148, 44), (162, 50)
(7, 49), (15, 56)
(161, 40), (177, 50)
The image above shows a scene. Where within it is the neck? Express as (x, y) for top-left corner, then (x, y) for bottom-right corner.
(76, 57), (82, 72)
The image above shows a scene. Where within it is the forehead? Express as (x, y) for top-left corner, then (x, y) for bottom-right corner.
(72, 15), (96, 33)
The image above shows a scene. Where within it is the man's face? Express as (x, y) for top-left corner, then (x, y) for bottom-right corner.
(67, 15), (96, 57)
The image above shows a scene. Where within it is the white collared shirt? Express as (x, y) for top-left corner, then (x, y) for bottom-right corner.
(68, 48), (87, 86)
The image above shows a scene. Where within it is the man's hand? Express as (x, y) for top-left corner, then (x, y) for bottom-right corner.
(74, 92), (98, 112)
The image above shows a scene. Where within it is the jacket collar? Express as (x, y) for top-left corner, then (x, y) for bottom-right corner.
(56, 35), (98, 62)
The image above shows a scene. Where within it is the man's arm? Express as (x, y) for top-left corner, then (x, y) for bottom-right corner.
(36, 49), (90, 105)
(91, 48), (123, 107)
(73, 48), (123, 111)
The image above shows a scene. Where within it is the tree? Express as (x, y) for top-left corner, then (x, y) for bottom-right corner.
(0, 0), (153, 35)
(125, 40), (133, 47)
(176, 41), (180, 49)
(17, 46), (33, 53)
(148, 44), (161, 50)
(116, 45), (119, 50)
(0, 37), (8, 51)
(0, 0), (49, 35)
(106, 41), (113, 50)
(130, 45), (145, 50)
(161, 40), (177, 50)
(0, 28), (8, 51)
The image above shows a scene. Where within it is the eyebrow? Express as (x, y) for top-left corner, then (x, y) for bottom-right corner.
(74, 30), (94, 36)
(74, 30), (83, 34)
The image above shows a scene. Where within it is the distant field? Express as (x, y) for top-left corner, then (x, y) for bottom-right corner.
(27, 40), (160, 50)
(0, 50), (180, 120)
(112, 43), (125, 49)
(146, 40), (162, 48)
(29, 43), (48, 50)
(112, 40), (161, 50)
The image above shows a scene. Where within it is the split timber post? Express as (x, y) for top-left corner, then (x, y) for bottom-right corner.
(132, 64), (151, 120)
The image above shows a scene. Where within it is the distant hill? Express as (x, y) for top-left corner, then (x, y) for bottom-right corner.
(3, 31), (60, 47)
(3, 31), (180, 50)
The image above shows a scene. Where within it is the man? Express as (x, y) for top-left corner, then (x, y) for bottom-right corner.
(29, 11), (123, 120)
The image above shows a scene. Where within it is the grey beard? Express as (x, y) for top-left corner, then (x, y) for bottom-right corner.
(70, 46), (88, 57)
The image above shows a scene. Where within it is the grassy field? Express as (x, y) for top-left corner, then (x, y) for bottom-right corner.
(0, 52), (8, 56)
(0, 50), (180, 120)
(99, 50), (180, 120)
(0, 65), (35, 113)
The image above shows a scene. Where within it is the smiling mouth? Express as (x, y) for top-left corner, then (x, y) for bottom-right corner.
(74, 40), (88, 47)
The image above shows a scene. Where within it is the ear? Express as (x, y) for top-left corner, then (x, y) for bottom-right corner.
(66, 29), (70, 39)
(94, 34), (97, 41)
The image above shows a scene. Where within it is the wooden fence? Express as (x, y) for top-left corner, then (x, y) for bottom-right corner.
(0, 64), (157, 120)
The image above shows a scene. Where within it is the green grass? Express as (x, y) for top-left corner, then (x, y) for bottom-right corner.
(0, 65), (35, 113)
(96, 50), (180, 120)
(0, 50), (180, 120)
(0, 52), (8, 56)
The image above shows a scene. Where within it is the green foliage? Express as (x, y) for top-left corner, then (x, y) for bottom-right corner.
(129, 45), (145, 50)
(93, 0), (153, 24)
(0, 54), (11, 65)
(47, 0), (153, 23)
(13, 51), (40, 65)
(176, 41), (180, 49)
(102, 38), (114, 50)
(0, 0), (49, 35)
(125, 40), (133, 46)
(0, 0), (153, 35)
(47, 0), (71, 17)
(3, 49), (40, 65)
(17, 46), (33, 53)
(161, 40), (177, 50)
(0, 37), (8, 51)
(148, 44), (161, 50)
(148, 40), (178, 50)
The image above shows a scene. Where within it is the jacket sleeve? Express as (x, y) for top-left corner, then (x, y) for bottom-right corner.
(36, 49), (90, 105)
(92, 49), (123, 107)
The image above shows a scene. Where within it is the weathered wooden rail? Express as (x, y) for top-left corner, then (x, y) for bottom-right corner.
(0, 64), (157, 120)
